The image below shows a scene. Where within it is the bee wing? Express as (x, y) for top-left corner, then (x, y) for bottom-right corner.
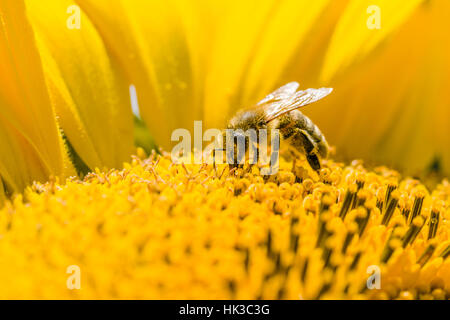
(263, 87), (333, 123)
(257, 82), (300, 105)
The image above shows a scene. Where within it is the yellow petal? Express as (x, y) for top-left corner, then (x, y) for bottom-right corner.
(0, 178), (5, 203)
(202, 0), (281, 127)
(321, 0), (424, 82)
(0, 0), (73, 195)
(203, 0), (330, 127)
(0, 119), (48, 192)
(77, 0), (199, 150)
(238, 0), (331, 109)
(26, 0), (134, 170)
(78, 0), (331, 145)
(279, 0), (349, 88)
(309, 1), (450, 175)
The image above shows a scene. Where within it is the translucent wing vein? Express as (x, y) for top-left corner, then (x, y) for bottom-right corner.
(262, 85), (333, 122)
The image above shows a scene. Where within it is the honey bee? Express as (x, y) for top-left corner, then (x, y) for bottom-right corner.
(223, 82), (333, 171)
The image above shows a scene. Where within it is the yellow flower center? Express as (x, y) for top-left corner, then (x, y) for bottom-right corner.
(0, 149), (449, 299)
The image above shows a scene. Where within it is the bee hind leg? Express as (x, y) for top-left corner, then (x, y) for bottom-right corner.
(300, 130), (321, 171)
(289, 129), (321, 172)
(306, 153), (321, 172)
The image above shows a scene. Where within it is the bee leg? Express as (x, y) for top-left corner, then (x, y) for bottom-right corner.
(287, 128), (321, 172)
(248, 147), (258, 173)
(299, 130), (321, 171)
(306, 153), (321, 172)
(212, 148), (217, 176)
(228, 163), (241, 172)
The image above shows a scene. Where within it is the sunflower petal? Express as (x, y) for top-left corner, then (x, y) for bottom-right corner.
(76, 0), (200, 150)
(238, 0), (330, 109)
(26, 0), (134, 169)
(309, 1), (450, 175)
(0, 0), (73, 194)
(321, 0), (424, 82)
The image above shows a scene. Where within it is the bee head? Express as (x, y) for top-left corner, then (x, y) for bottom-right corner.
(227, 110), (266, 132)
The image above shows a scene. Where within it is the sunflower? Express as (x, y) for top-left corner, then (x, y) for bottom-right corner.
(0, 0), (449, 300)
